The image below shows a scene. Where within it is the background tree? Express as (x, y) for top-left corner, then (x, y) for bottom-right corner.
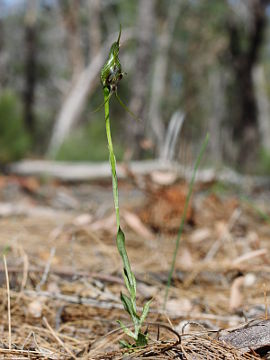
(125, 0), (156, 159)
(225, 0), (270, 169)
(1, 0), (270, 173)
(23, 0), (38, 134)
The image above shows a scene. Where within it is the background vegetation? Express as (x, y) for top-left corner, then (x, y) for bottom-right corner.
(1, 0), (270, 173)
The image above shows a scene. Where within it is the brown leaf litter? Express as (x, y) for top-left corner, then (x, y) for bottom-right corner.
(0, 175), (269, 358)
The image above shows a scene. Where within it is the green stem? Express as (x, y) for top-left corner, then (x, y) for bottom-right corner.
(101, 29), (150, 347)
(104, 86), (135, 295)
(104, 87), (120, 228)
(163, 133), (209, 309)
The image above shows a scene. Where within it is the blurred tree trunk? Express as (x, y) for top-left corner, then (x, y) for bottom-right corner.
(253, 65), (270, 153)
(0, 0), (4, 86)
(125, 0), (156, 159)
(0, 14), (4, 87)
(148, 0), (181, 158)
(23, 0), (37, 134)
(88, 0), (102, 57)
(227, 0), (269, 168)
(208, 69), (225, 165)
(59, 0), (84, 81)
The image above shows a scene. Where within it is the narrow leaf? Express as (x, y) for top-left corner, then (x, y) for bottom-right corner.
(140, 299), (152, 326)
(117, 228), (136, 295)
(120, 292), (134, 316)
(123, 268), (132, 296)
(91, 90), (113, 114)
(117, 320), (137, 340)
(164, 133), (209, 309)
(115, 92), (141, 122)
(119, 340), (133, 349)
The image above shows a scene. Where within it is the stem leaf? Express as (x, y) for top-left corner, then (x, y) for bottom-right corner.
(120, 292), (138, 320)
(117, 228), (136, 298)
(117, 320), (137, 340)
(140, 299), (152, 326)
(136, 332), (148, 347)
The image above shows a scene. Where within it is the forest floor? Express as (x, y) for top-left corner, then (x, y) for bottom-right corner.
(0, 172), (269, 359)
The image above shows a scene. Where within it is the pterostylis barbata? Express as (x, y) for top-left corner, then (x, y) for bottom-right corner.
(93, 26), (140, 121)
(100, 26), (151, 348)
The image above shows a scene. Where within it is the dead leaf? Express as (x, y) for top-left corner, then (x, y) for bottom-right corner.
(151, 171), (177, 185)
(73, 213), (93, 226)
(229, 276), (245, 311)
(17, 176), (40, 193)
(178, 247), (194, 269)
(233, 249), (268, 265)
(27, 298), (46, 318)
(0, 176), (7, 189)
(139, 184), (194, 233)
(190, 228), (211, 243)
(122, 210), (154, 240)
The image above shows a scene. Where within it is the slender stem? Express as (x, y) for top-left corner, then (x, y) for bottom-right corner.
(163, 133), (209, 309)
(104, 87), (120, 229)
(101, 29), (151, 346)
(104, 86), (134, 296)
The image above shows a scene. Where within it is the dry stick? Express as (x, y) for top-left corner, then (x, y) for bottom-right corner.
(263, 283), (268, 320)
(23, 289), (241, 323)
(43, 316), (76, 359)
(0, 348), (43, 356)
(20, 249), (29, 293)
(232, 248), (268, 265)
(0, 264), (124, 284)
(3, 255), (11, 350)
(163, 134), (209, 309)
(15, 246), (29, 304)
(36, 247), (56, 291)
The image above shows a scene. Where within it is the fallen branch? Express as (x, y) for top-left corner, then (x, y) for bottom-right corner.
(8, 159), (270, 190)
(220, 319), (270, 354)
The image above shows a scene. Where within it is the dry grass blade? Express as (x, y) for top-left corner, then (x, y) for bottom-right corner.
(42, 316), (75, 359)
(3, 255), (11, 350)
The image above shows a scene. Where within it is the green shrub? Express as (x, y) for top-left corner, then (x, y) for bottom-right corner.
(0, 90), (31, 163)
